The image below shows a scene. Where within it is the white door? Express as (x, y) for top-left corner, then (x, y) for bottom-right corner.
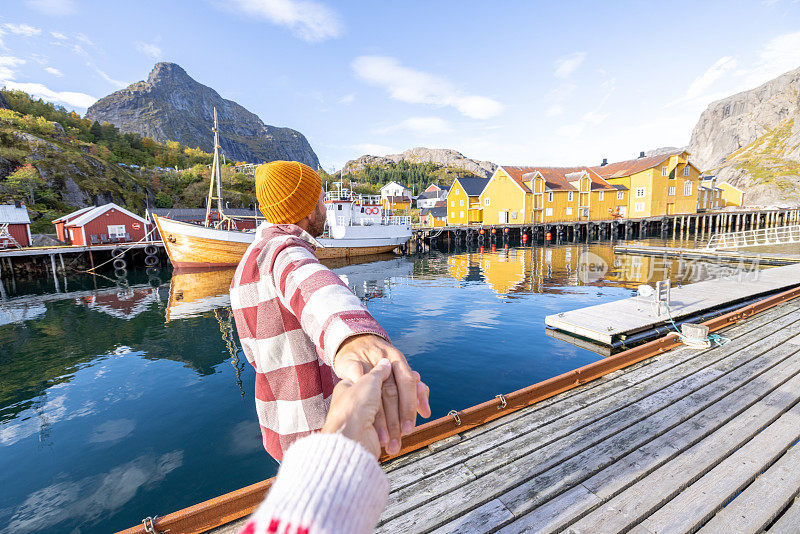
(499, 211), (508, 224)
(618, 206), (627, 218)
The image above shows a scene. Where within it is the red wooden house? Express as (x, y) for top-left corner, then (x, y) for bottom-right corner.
(62, 203), (150, 246)
(0, 202), (32, 248)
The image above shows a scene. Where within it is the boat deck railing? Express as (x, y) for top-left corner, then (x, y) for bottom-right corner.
(325, 190), (381, 205)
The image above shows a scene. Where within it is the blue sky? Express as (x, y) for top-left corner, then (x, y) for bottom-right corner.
(1, 0), (799, 171)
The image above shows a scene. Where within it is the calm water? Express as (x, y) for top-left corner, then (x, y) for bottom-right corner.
(0, 237), (766, 533)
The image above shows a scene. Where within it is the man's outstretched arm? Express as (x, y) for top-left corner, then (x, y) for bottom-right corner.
(269, 238), (430, 454)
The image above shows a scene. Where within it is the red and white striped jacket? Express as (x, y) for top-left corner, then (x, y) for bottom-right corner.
(229, 222), (389, 460)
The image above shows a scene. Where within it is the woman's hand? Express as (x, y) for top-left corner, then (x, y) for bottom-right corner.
(322, 358), (396, 458)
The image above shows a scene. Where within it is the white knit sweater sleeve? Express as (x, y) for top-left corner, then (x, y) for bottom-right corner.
(240, 433), (389, 534)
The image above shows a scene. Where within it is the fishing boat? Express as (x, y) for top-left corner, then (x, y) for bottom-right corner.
(155, 109), (412, 269)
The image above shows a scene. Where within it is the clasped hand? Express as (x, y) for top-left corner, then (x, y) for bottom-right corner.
(333, 334), (431, 455)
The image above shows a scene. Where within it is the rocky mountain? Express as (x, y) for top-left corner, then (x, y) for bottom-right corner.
(86, 62), (319, 168)
(341, 147), (497, 178)
(688, 66), (800, 206)
(0, 92), (7, 109)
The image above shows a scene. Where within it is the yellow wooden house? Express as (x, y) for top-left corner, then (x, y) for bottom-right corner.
(381, 195), (411, 211)
(420, 205), (448, 227)
(479, 167), (536, 225)
(717, 181), (744, 207)
(590, 150), (701, 217)
(525, 167), (628, 223)
(447, 176), (490, 225)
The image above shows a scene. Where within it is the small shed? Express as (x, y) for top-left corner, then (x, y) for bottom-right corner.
(53, 206), (95, 243)
(0, 202), (32, 248)
(64, 203), (150, 246)
(420, 205), (448, 227)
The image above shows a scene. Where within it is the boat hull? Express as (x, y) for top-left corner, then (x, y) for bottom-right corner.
(154, 215), (407, 269)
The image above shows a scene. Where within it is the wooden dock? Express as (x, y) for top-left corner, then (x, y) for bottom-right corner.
(371, 299), (800, 533)
(139, 293), (800, 534)
(614, 244), (800, 266)
(544, 263), (800, 345)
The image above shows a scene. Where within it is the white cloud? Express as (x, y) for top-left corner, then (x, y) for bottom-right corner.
(75, 32), (93, 46)
(338, 93), (355, 105)
(683, 56), (738, 101)
(0, 81), (96, 109)
(554, 52), (586, 79)
(376, 116), (453, 135)
(135, 41), (162, 59)
(3, 23), (42, 37)
(346, 143), (396, 156)
(351, 55), (504, 119)
(25, 0), (76, 16)
(0, 56), (26, 80)
(583, 110), (609, 124)
(557, 123), (585, 138)
(546, 104), (563, 117)
(90, 65), (126, 87)
(50, 31), (67, 39)
(222, 0), (344, 42)
(44, 66), (62, 76)
(742, 30), (800, 86)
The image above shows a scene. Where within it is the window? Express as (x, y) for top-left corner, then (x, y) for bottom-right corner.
(635, 187), (646, 198)
(565, 207), (573, 215)
(598, 191), (604, 201)
(460, 211), (464, 218)
(547, 192), (553, 202)
(338, 204), (343, 210)
(684, 181), (692, 196)
(545, 207), (553, 216)
(454, 188), (459, 195)
(460, 199), (464, 206)
(661, 166), (668, 177)
(451, 200), (455, 207)
(683, 166), (690, 177)
(484, 197), (490, 206)
(635, 202), (645, 212)
(582, 208), (589, 217)
(668, 186), (675, 196)
(617, 190), (624, 200)
(568, 191), (574, 201)
(510, 211), (518, 220)
(108, 225), (126, 237)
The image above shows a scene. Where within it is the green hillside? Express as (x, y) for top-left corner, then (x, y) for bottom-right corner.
(0, 90), (259, 233)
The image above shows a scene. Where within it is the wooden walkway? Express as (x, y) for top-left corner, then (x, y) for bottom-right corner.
(545, 263), (800, 345)
(374, 299), (800, 533)
(613, 244), (800, 266)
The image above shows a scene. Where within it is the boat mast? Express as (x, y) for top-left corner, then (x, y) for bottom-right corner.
(205, 107), (224, 227)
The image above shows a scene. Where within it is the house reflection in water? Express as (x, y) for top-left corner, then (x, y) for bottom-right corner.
(446, 243), (747, 298)
(76, 287), (160, 319)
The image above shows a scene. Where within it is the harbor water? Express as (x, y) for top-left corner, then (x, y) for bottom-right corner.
(0, 237), (770, 533)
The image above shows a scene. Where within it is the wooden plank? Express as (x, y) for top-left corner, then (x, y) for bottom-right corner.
(641, 404), (800, 534)
(377, 319), (800, 533)
(541, 353), (800, 534)
(427, 499), (514, 534)
(697, 442), (800, 533)
(496, 484), (601, 534)
(768, 496), (800, 532)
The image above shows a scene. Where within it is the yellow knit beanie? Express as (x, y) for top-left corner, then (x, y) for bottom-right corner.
(255, 161), (323, 224)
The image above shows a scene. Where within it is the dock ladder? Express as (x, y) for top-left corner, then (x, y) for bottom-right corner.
(705, 224), (800, 250)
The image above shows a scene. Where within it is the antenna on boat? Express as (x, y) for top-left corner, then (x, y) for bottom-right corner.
(205, 107), (224, 228)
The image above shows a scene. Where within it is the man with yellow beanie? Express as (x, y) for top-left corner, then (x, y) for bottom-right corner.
(230, 161), (430, 461)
